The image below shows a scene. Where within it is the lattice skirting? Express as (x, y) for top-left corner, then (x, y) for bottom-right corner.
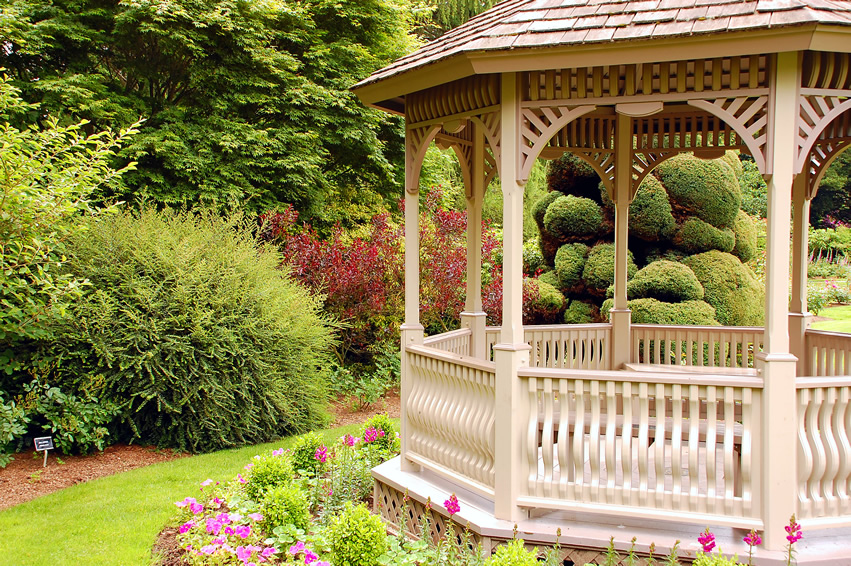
(373, 477), (692, 565)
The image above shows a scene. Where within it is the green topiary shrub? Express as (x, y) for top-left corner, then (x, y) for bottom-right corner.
(623, 298), (719, 326)
(246, 453), (295, 500)
(627, 261), (704, 302)
(484, 539), (539, 566)
(720, 150), (744, 177)
(524, 279), (566, 324)
(629, 175), (676, 242)
(563, 300), (598, 324)
(656, 153), (742, 228)
(682, 251), (765, 326)
(673, 217), (735, 254)
(554, 243), (589, 290)
(531, 190), (564, 228)
(260, 482), (310, 532)
(731, 210), (758, 263)
(547, 153), (600, 201)
(327, 502), (388, 566)
(582, 243), (637, 293)
(542, 195), (603, 240)
(537, 270), (560, 289)
(47, 207), (335, 452)
(291, 432), (325, 478)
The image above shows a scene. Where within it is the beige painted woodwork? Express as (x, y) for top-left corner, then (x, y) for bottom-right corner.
(357, 8), (851, 554)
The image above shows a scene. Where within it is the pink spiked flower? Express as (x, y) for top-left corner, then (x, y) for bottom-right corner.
(698, 528), (716, 553)
(444, 493), (461, 516)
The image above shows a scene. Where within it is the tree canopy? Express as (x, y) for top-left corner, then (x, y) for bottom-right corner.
(0, 0), (421, 224)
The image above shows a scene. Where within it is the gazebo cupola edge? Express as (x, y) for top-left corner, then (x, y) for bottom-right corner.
(353, 1), (851, 561)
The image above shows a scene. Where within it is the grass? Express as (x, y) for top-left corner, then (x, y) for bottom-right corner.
(0, 423), (369, 566)
(811, 304), (851, 333)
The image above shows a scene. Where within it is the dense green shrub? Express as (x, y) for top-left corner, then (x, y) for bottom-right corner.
(525, 279), (566, 323)
(627, 261), (704, 302)
(246, 454), (295, 501)
(484, 539), (539, 566)
(720, 150), (744, 177)
(291, 432), (325, 478)
(547, 153), (600, 201)
(532, 190), (564, 228)
(327, 502), (388, 566)
(732, 210), (758, 262)
(673, 217), (735, 254)
(47, 208), (335, 452)
(603, 298), (719, 326)
(361, 414), (397, 453)
(683, 251), (764, 326)
(260, 483), (310, 532)
(656, 153), (741, 228)
(554, 243), (589, 290)
(739, 158), (768, 218)
(0, 394), (27, 468)
(582, 243), (637, 293)
(563, 300), (597, 324)
(628, 175), (676, 241)
(522, 237), (545, 275)
(543, 195), (603, 240)
(537, 270), (561, 289)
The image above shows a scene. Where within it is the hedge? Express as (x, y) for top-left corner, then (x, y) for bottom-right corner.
(546, 153), (601, 201)
(628, 175), (676, 242)
(682, 250), (764, 326)
(627, 260), (704, 303)
(602, 298), (719, 326)
(563, 300), (598, 324)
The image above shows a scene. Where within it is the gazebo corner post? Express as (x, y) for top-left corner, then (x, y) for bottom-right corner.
(400, 124), (426, 474)
(610, 112), (633, 369)
(461, 122), (488, 360)
(789, 173), (812, 376)
(493, 72), (531, 523)
(756, 51), (801, 551)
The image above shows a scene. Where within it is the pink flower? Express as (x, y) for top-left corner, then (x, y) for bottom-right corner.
(200, 545), (218, 555)
(212, 536), (226, 545)
(190, 502), (204, 515)
(216, 513), (232, 524)
(289, 541), (306, 555)
(179, 521), (195, 534)
(211, 497), (224, 508)
(364, 426), (380, 443)
(237, 474), (247, 484)
(314, 446), (328, 463)
(698, 528), (716, 553)
(744, 529), (762, 547)
(249, 513), (263, 521)
(235, 525), (251, 539)
(304, 548), (319, 564)
(175, 497), (197, 508)
(200, 479), (214, 487)
(342, 434), (356, 447)
(244, 463), (254, 471)
(272, 448), (285, 456)
(224, 525), (235, 535)
(262, 547), (278, 558)
(206, 518), (223, 535)
(444, 493), (461, 516)
(236, 546), (253, 562)
(785, 516), (803, 544)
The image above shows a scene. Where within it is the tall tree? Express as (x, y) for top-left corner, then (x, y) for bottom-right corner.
(421, 0), (495, 40)
(0, 0), (420, 224)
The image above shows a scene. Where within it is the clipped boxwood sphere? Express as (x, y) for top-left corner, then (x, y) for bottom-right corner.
(554, 243), (589, 290)
(627, 260), (704, 302)
(547, 153), (600, 200)
(537, 269), (561, 289)
(582, 242), (637, 293)
(731, 210), (758, 263)
(629, 175), (676, 242)
(564, 300), (598, 324)
(328, 502), (388, 566)
(721, 150), (745, 177)
(525, 278), (566, 323)
(628, 298), (720, 326)
(673, 217), (735, 254)
(532, 190), (564, 228)
(543, 195), (603, 240)
(682, 250), (764, 326)
(656, 153), (742, 228)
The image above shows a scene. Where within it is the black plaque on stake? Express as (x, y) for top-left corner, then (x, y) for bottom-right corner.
(33, 436), (54, 467)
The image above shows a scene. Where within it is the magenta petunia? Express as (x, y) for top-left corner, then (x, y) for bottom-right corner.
(248, 513), (263, 521)
(179, 521), (195, 534)
(189, 502), (204, 515)
(235, 525), (251, 539)
(200, 479), (214, 487)
(289, 541), (305, 556)
(304, 548), (319, 564)
(237, 473), (247, 484)
(262, 547), (278, 558)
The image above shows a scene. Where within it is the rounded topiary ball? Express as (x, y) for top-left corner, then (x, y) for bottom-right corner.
(731, 210), (758, 263)
(543, 195), (603, 241)
(564, 300), (598, 324)
(627, 260), (704, 302)
(629, 175), (676, 242)
(525, 278), (566, 323)
(537, 269), (560, 289)
(554, 243), (589, 290)
(532, 190), (564, 229)
(328, 502), (388, 566)
(673, 217), (735, 254)
(656, 153), (742, 228)
(721, 150), (745, 177)
(582, 242), (637, 294)
(682, 250), (764, 326)
(602, 298), (718, 326)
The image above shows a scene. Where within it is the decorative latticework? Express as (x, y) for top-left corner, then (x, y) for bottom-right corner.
(519, 105), (596, 180)
(688, 96), (769, 171)
(802, 51), (851, 91)
(407, 75), (500, 125)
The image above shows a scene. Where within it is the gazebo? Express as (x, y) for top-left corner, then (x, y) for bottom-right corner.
(353, 1), (851, 562)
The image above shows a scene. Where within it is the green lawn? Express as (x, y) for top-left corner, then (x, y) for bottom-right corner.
(0, 423), (367, 566)
(811, 304), (851, 333)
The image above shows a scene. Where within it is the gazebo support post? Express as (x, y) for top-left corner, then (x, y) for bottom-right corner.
(461, 123), (487, 360)
(757, 51), (800, 551)
(789, 173), (812, 377)
(493, 72), (530, 522)
(400, 127), (425, 474)
(610, 113), (633, 369)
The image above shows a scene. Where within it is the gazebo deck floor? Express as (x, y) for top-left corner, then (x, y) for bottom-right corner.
(373, 457), (851, 566)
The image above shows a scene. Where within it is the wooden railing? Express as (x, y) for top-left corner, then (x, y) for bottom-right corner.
(632, 325), (764, 370)
(485, 324), (612, 370)
(517, 367), (763, 528)
(405, 344), (496, 496)
(805, 329), (851, 377)
(423, 327), (472, 357)
(796, 376), (851, 524)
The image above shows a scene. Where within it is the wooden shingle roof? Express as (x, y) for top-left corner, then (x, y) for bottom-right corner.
(355, 0), (851, 93)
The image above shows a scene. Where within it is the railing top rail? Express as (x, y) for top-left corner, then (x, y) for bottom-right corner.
(407, 344), (497, 373)
(632, 324), (765, 333)
(805, 328), (851, 340)
(485, 323), (613, 333)
(797, 375), (851, 388)
(423, 327), (472, 345)
(518, 366), (765, 389)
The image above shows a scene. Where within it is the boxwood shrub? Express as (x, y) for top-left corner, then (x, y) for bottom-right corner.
(46, 208), (335, 452)
(682, 250), (764, 326)
(656, 153), (741, 228)
(628, 175), (676, 242)
(627, 260), (704, 303)
(554, 243), (589, 290)
(603, 298), (719, 326)
(542, 195), (603, 240)
(532, 190), (564, 228)
(731, 210), (758, 263)
(673, 217), (735, 254)
(546, 153), (600, 200)
(582, 243), (637, 293)
(563, 300), (598, 324)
